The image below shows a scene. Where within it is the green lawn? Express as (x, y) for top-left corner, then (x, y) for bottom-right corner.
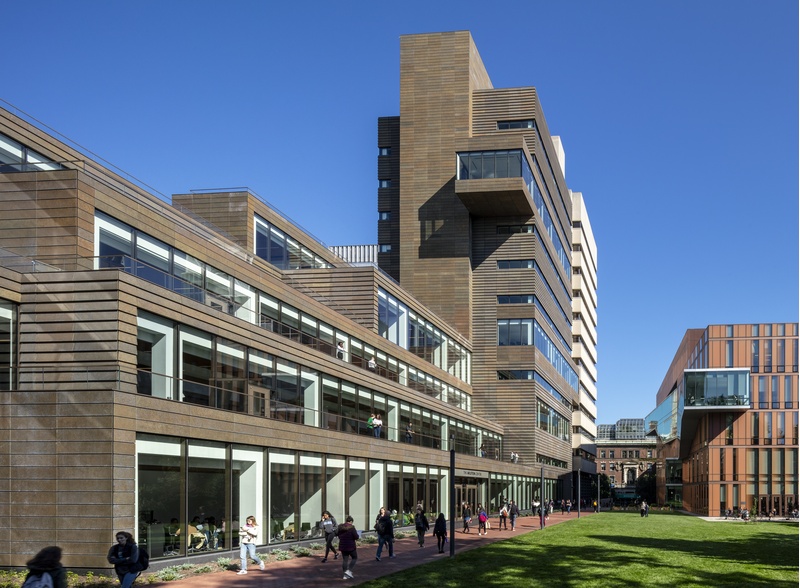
(359, 511), (798, 588)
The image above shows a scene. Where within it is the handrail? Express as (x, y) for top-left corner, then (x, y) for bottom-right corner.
(17, 364), (486, 457)
(0, 252), (469, 408)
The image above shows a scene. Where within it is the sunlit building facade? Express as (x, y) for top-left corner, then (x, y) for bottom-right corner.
(370, 31), (595, 504)
(647, 324), (799, 516)
(0, 30), (594, 571)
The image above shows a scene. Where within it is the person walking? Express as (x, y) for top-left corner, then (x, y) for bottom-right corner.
(337, 515), (360, 580)
(373, 414), (383, 438)
(498, 503), (508, 530)
(374, 507), (395, 561)
(414, 507), (429, 547)
(477, 505), (488, 536)
(320, 510), (339, 562)
(237, 515), (265, 574)
(24, 546), (67, 588)
(462, 503), (472, 533)
(107, 531), (141, 588)
(508, 500), (519, 531)
(433, 512), (447, 553)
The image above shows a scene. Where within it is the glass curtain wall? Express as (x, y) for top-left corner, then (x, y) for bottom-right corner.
(136, 435), (182, 559)
(269, 449), (296, 544)
(299, 454), (323, 540)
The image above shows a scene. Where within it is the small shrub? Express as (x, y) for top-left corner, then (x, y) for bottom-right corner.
(290, 546), (312, 557)
(194, 565), (214, 574)
(270, 548), (292, 561)
(358, 535), (378, 544)
(216, 557), (234, 568)
(309, 543), (324, 550)
(152, 568), (185, 582)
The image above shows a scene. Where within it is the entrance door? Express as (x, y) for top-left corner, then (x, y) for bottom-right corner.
(456, 484), (479, 517)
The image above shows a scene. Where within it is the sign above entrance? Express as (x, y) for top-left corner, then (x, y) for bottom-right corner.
(455, 468), (489, 479)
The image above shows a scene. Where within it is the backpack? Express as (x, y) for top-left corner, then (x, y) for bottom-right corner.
(478, 512), (488, 523)
(136, 547), (150, 571)
(22, 573), (54, 588)
(375, 519), (386, 535)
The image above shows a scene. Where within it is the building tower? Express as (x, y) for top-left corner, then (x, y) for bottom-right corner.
(377, 31), (590, 493)
(571, 190), (599, 498)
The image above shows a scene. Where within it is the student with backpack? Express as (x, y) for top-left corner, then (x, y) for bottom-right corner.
(374, 507), (395, 561)
(107, 531), (147, 588)
(477, 505), (488, 536)
(498, 503), (508, 530)
(23, 546), (66, 588)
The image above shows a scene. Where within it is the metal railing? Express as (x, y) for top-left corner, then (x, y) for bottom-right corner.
(17, 363), (484, 456)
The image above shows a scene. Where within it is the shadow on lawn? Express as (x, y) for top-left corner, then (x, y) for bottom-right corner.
(366, 515), (798, 588)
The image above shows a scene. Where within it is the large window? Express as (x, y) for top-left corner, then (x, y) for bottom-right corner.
(0, 132), (64, 172)
(497, 319), (533, 346)
(0, 300), (16, 390)
(254, 215), (331, 270)
(270, 450), (296, 544)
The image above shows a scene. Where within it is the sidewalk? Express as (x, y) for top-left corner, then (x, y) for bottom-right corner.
(148, 510), (595, 587)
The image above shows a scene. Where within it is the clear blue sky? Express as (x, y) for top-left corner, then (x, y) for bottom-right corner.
(4, 1), (797, 424)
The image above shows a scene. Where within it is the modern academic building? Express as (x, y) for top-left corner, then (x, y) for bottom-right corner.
(373, 30), (597, 503)
(0, 30), (596, 571)
(647, 324), (799, 516)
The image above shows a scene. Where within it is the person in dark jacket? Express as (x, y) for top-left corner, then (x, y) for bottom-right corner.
(433, 513), (447, 553)
(25, 546), (67, 588)
(374, 507), (394, 561)
(336, 515), (359, 580)
(462, 503), (472, 533)
(414, 507), (430, 547)
(107, 531), (141, 588)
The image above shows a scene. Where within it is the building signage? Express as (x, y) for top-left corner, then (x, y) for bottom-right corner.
(455, 468), (489, 479)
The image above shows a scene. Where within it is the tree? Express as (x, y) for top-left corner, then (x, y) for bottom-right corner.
(591, 473), (613, 499)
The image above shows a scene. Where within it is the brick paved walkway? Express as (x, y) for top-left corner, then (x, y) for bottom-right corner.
(147, 510), (595, 587)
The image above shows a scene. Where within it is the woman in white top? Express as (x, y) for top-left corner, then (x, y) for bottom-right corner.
(237, 516), (265, 574)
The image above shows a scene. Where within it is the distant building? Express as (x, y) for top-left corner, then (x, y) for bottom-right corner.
(647, 324), (798, 516)
(596, 419), (656, 502)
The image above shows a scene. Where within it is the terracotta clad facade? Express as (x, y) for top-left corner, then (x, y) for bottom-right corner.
(378, 31), (588, 495)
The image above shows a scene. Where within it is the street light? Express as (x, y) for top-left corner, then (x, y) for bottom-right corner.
(449, 433), (455, 557)
(577, 467), (581, 519)
(597, 472), (601, 513)
(540, 465), (545, 530)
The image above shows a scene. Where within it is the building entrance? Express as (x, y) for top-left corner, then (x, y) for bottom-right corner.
(455, 483), (479, 515)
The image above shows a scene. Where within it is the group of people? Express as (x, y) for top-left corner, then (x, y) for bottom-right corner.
(366, 413), (383, 438)
(461, 500), (520, 535)
(640, 500), (650, 517)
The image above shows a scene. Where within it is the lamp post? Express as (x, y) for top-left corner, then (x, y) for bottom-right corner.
(597, 472), (601, 513)
(449, 433), (455, 557)
(577, 467), (581, 519)
(540, 466), (545, 530)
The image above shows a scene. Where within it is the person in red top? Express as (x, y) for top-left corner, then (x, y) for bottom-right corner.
(336, 515), (360, 580)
